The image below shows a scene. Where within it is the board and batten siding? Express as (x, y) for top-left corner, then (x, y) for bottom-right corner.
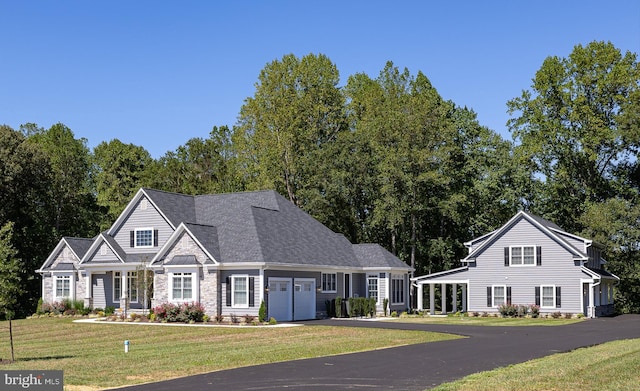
(111, 196), (175, 254)
(464, 218), (585, 314)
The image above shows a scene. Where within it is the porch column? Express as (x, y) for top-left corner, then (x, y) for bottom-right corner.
(417, 283), (423, 311)
(441, 283), (447, 315)
(85, 271), (92, 299)
(588, 283), (595, 318)
(461, 284), (467, 312)
(429, 284), (435, 315)
(120, 270), (128, 311)
(452, 283), (458, 313)
(84, 271), (92, 308)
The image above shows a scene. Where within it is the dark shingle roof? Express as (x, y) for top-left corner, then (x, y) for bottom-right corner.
(64, 238), (94, 259)
(144, 188), (196, 227)
(353, 244), (410, 269)
(142, 188), (408, 270)
(165, 255), (199, 266)
(183, 223), (220, 262)
(52, 262), (75, 271)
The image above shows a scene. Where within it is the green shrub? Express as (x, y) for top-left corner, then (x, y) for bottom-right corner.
(348, 297), (355, 317)
(268, 317), (277, 325)
(105, 306), (115, 316)
(529, 304), (540, 318)
(383, 298), (389, 316)
(390, 311), (398, 317)
(335, 296), (342, 318)
(258, 300), (267, 322)
(36, 298), (44, 315)
(368, 297), (377, 317)
(551, 311), (562, 319)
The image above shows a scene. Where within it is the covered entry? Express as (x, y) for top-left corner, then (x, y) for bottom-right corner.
(267, 277), (316, 321)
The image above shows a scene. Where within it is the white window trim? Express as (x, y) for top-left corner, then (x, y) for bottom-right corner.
(169, 271), (197, 303)
(231, 274), (250, 308)
(134, 227), (154, 248)
(509, 245), (536, 267)
(391, 274), (405, 305)
(321, 272), (337, 293)
(367, 274), (380, 304)
(54, 274), (73, 300)
(492, 284), (507, 307)
(541, 284), (556, 308)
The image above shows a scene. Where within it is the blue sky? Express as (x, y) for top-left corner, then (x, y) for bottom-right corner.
(2, 1), (639, 158)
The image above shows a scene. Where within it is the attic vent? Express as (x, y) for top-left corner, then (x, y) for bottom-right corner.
(100, 244), (107, 256)
(63, 247), (70, 258)
(140, 199), (148, 210)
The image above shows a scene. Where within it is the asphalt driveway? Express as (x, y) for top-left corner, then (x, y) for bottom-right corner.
(113, 315), (640, 390)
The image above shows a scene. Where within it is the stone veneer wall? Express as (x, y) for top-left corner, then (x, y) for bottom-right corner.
(152, 232), (219, 316)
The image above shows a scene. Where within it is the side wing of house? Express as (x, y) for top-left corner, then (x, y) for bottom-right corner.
(37, 238), (94, 305)
(463, 215), (588, 315)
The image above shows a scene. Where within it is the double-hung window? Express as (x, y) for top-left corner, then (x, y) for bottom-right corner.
(55, 275), (71, 298)
(232, 275), (249, 308)
(172, 272), (193, 301)
(542, 285), (555, 308)
(509, 246), (536, 266)
(322, 273), (337, 293)
(493, 285), (506, 307)
(367, 275), (379, 303)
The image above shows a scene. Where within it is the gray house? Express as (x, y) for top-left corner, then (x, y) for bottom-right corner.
(37, 188), (411, 321)
(412, 211), (619, 318)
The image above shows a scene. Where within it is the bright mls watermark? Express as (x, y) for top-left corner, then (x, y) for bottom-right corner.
(1, 371), (63, 390)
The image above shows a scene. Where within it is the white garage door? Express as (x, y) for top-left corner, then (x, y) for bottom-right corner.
(268, 278), (292, 321)
(268, 277), (316, 321)
(293, 278), (316, 321)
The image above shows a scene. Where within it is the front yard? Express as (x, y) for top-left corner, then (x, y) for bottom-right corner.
(0, 317), (459, 390)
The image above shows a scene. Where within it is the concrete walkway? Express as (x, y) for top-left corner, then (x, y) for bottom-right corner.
(113, 315), (640, 390)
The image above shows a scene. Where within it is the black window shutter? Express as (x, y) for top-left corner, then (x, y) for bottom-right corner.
(249, 277), (255, 307)
(487, 286), (492, 307)
(154, 229), (159, 247)
(226, 276), (231, 306)
(507, 287), (512, 305)
(535, 286), (540, 306)
(130, 231), (135, 247)
(536, 246), (542, 266)
(556, 286), (561, 308)
(504, 247), (509, 266)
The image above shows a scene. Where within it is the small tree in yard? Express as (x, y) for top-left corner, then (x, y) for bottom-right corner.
(136, 260), (154, 314)
(0, 222), (24, 362)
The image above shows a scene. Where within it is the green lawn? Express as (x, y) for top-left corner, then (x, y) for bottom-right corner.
(431, 338), (640, 391)
(0, 317), (459, 390)
(383, 315), (583, 326)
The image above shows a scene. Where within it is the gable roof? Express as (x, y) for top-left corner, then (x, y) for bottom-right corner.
(462, 211), (588, 263)
(139, 188), (408, 270)
(37, 237), (94, 272)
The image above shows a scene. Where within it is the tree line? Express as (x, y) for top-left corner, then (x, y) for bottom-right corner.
(1, 40), (638, 318)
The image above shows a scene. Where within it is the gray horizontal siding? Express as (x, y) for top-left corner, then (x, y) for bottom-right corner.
(466, 218), (585, 313)
(112, 196), (175, 254)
